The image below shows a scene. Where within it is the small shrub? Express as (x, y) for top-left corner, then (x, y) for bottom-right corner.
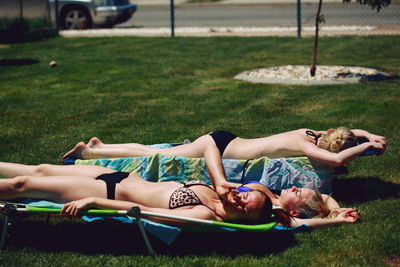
(0, 17), (55, 44)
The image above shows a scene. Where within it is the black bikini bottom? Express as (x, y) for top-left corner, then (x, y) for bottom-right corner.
(96, 172), (130, 200)
(209, 130), (237, 156)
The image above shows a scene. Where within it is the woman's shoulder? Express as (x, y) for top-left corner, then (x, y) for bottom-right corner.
(281, 128), (312, 136)
(296, 128), (313, 133)
(284, 129), (314, 140)
(192, 205), (222, 220)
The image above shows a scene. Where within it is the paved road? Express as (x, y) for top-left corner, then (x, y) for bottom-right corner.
(118, 3), (400, 28)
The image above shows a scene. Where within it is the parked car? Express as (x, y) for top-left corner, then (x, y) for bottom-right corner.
(49, 0), (137, 29)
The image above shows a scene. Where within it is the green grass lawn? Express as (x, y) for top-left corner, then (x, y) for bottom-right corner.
(0, 35), (399, 266)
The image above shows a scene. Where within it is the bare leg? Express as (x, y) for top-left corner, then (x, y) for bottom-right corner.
(0, 162), (115, 178)
(63, 134), (215, 160)
(87, 137), (103, 148)
(0, 175), (107, 202)
(88, 137), (150, 150)
(62, 142), (92, 159)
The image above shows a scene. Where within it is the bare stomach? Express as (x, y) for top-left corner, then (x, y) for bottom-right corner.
(114, 175), (181, 208)
(223, 137), (304, 159)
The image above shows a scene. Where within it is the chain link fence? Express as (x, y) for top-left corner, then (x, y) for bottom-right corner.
(127, 0), (400, 36)
(1, 0), (399, 36)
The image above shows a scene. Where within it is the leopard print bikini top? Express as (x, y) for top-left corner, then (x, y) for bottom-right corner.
(169, 181), (214, 209)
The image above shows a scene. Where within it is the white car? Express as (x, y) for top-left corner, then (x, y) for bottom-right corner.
(49, 0), (137, 29)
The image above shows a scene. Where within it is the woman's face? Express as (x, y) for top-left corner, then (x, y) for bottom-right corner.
(279, 187), (314, 215)
(227, 190), (265, 220)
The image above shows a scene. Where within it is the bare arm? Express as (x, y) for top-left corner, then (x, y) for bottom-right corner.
(203, 143), (227, 189)
(203, 143), (238, 197)
(351, 129), (387, 143)
(302, 141), (384, 167)
(61, 197), (216, 225)
(319, 129), (387, 145)
(290, 208), (360, 228)
(351, 129), (388, 152)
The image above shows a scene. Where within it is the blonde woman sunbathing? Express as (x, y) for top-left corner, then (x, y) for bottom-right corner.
(1, 144), (359, 227)
(63, 127), (387, 167)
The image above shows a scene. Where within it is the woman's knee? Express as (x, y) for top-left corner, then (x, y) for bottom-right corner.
(34, 164), (53, 176)
(8, 176), (29, 193)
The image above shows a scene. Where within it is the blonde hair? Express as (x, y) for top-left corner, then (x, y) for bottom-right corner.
(318, 127), (357, 153)
(297, 190), (330, 218)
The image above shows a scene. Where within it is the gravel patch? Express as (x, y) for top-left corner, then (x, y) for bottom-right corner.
(234, 65), (391, 85)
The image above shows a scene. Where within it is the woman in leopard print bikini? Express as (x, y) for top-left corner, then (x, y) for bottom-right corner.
(1, 143), (359, 227)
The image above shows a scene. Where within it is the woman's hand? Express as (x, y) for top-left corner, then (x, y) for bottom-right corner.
(336, 208), (360, 223)
(367, 133), (388, 150)
(61, 197), (96, 216)
(368, 142), (386, 155)
(216, 181), (239, 200)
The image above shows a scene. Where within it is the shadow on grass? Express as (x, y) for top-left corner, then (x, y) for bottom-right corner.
(1, 218), (296, 256)
(359, 73), (399, 82)
(0, 59), (39, 67)
(173, 229), (296, 256)
(332, 176), (400, 204)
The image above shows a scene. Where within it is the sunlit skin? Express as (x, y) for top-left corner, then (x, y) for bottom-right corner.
(0, 162), (269, 224)
(63, 128), (387, 167)
(278, 187), (314, 216)
(224, 190), (266, 220)
(1, 137), (362, 227)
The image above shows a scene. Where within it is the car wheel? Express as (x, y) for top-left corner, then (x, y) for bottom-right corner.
(61, 7), (93, 30)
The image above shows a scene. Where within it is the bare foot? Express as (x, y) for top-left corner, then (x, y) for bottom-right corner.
(87, 137), (103, 148)
(63, 142), (91, 159)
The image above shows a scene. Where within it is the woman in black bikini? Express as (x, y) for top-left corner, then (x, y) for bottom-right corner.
(63, 128), (387, 167)
(1, 143), (359, 227)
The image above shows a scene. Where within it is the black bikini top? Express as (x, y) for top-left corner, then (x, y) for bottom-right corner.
(306, 130), (322, 145)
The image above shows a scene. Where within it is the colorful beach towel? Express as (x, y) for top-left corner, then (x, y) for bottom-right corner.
(74, 144), (334, 193)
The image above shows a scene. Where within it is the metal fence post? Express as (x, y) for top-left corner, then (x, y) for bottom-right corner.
(170, 0), (175, 37)
(296, 0), (302, 37)
(19, 0), (23, 18)
(55, 0), (60, 30)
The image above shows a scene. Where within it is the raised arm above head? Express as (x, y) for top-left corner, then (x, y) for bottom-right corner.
(302, 141), (384, 167)
(351, 129), (388, 148)
(301, 127), (387, 166)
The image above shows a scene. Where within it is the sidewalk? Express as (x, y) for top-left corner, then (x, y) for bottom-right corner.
(60, 25), (400, 37)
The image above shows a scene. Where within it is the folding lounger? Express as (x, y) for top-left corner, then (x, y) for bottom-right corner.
(0, 200), (285, 254)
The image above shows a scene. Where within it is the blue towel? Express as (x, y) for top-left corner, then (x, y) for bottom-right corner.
(12, 199), (181, 244)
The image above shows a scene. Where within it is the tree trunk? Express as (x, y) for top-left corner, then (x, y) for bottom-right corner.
(310, 0), (323, 77)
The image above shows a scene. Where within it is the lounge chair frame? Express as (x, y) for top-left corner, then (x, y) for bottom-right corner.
(0, 202), (277, 254)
